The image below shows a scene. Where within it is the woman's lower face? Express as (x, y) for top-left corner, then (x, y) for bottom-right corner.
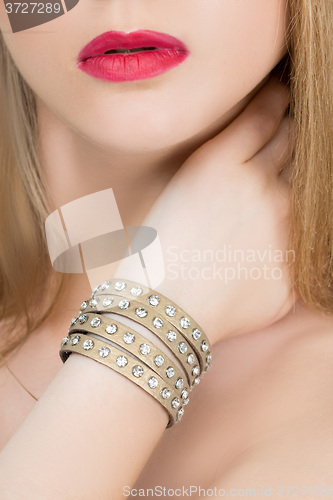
(0, 0), (290, 153)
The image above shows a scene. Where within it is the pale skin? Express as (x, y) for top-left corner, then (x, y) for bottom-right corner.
(0, 0), (333, 498)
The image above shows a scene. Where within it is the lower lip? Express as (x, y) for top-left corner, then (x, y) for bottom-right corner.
(77, 49), (189, 82)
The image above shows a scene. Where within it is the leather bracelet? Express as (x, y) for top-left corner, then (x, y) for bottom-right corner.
(89, 278), (212, 374)
(67, 312), (190, 402)
(81, 295), (201, 387)
(59, 332), (182, 427)
(60, 278), (212, 429)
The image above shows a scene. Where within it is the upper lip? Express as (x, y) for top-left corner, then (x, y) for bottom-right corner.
(77, 29), (189, 62)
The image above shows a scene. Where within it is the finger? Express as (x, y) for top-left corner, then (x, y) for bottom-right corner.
(216, 74), (290, 164)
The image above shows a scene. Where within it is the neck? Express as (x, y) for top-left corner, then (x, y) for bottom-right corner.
(36, 76), (268, 227)
(34, 75), (270, 336)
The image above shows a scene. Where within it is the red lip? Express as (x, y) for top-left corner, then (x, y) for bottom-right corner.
(77, 29), (190, 82)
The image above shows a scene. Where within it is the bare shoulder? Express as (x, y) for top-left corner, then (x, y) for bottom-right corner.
(207, 307), (333, 496)
(208, 408), (333, 496)
(281, 305), (333, 380)
(205, 432), (333, 499)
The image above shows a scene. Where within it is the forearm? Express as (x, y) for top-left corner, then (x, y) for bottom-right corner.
(0, 351), (168, 500)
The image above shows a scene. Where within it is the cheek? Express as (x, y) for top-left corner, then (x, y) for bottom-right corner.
(0, 32), (60, 102)
(185, 0), (289, 100)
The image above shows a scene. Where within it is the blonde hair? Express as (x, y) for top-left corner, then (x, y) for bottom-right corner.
(0, 0), (332, 364)
(0, 33), (70, 363)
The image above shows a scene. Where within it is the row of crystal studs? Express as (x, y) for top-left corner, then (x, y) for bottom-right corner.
(70, 313), (205, 381)
(78, 297), (211, 368)
(61, 334), (187, 418)
(66, 325), (192, 396)
(92, 280), (203, 335)
(69, 320), (193, 390)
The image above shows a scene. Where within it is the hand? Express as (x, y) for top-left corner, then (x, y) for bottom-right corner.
(128, 74), (294, 346)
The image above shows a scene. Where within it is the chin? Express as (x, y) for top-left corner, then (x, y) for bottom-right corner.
(71, 107), (194, 153)
(81, 124), (180, 153)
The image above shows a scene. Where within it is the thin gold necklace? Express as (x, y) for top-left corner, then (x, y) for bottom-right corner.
(0, 353), (39, 402)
